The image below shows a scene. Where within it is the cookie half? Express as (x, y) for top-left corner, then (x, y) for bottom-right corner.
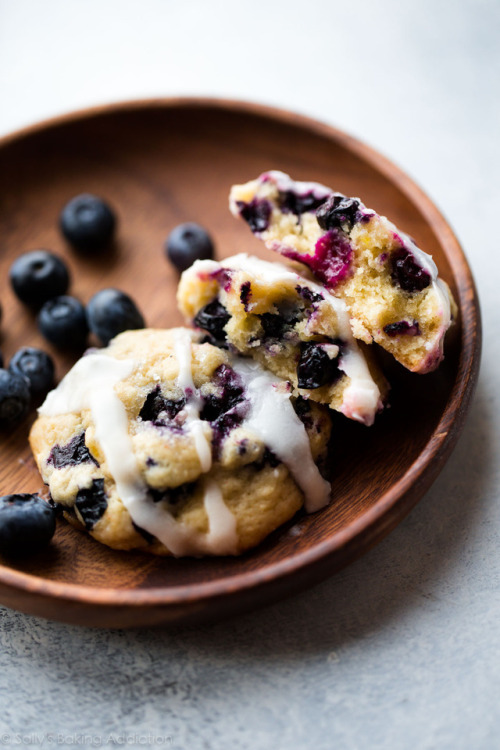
(178, 254), (386, 426)
(30, 328), (332, 556)
(229, 170), (457, 373)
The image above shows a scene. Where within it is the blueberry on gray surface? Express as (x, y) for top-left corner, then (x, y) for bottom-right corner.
(166, 222), (215, 272)
(60, 193), (116, 252)
(193, 299), (230, 346)
(9, 347), (55, 397)
(75, 479), (108, 530)
(9, 250), (70, 308)
(296, 342), (342, 390)
(86, 288), (145, 345)
(38, 295), (88, 349)
(0, 369), (30, 428)
(0, 493), (56, 556)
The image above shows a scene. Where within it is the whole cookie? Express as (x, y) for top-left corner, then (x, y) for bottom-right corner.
(30, 328), (332, 556)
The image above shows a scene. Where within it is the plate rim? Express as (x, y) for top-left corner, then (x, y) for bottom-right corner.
(0, 96), (482, 612)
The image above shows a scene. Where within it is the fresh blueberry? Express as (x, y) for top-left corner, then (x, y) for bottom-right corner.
(240, 281), (252, 311)
(0, 369), (30, 428)
(48, 432), (99, 469)
(200, 365), (247, 452)
(296, 342), (342, 390)
(383, 320), (421, 337)
(9, 250), (70, 309)
(60, 194), (116, 252)
(279, 190), (327, 216)
(149, 482), (196, 506)
(193, 299), (230, 346)
(236, 198), (272, 233)
(166, 223), (214, 272)
(259, 308), (300, 340)
(316, 195), (360, 232)
(389, 247), (431, 293)
(0, 494), (56, 556)
(9, 347), (55, 397)
(293, 396), (314, 430)
(38, 295), (88, 349)
(295, 285), (323, 304)
(75, 479), (107, 529)
(139, 387), (186, 426)
(86, 288), (145, 345)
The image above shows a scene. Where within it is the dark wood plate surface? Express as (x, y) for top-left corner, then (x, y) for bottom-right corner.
(0, 98), (481, 627)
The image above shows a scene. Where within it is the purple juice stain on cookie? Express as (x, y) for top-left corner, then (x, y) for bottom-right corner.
(48, 432), (99, 468)
(211, 267), (233, 292)
(383, 320), (421, 337)
(283, 230), (353, 290)
(75, 478), (107, 529)
(236, 198), (272, 233)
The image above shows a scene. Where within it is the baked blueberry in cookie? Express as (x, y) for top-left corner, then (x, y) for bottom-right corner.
(30, 329), (332, 556)
(230, 171), (457, 373)
(178, 254), (386, 426)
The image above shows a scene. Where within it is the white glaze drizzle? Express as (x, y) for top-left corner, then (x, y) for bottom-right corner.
(190, 254), (381, 426)
(261, 169), (333, 200)
(173, 328), (212, 473)
(230, 356), (331, 513)
(38, 348), (238, 556)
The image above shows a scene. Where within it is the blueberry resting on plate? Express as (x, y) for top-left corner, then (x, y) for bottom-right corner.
(60, 193), (116, 252)
(0, 369), (30, 428)
(0, 494), (56, 556)
(9, 250), (70, 308)
(166, 222), (215, 272)
(38, 295), (89, 349)
(86, 288), (145, 345)
(9, 347), (55, 397)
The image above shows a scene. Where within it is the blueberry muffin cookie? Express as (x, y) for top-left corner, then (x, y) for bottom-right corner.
(178, 254), (386, 426)
(230, 171), (457, 373)
(29, 328), (332, 556)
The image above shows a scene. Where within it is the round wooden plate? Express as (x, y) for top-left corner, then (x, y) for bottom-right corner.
(0, 98), (480, 628)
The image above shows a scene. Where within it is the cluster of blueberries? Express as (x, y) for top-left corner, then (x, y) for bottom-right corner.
(0, 195), (215, 557)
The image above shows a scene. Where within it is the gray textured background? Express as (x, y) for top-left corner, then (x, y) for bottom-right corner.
(0, 1), (499, 748)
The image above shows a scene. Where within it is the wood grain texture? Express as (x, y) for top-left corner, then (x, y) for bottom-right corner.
(0, 98), (481, 627)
